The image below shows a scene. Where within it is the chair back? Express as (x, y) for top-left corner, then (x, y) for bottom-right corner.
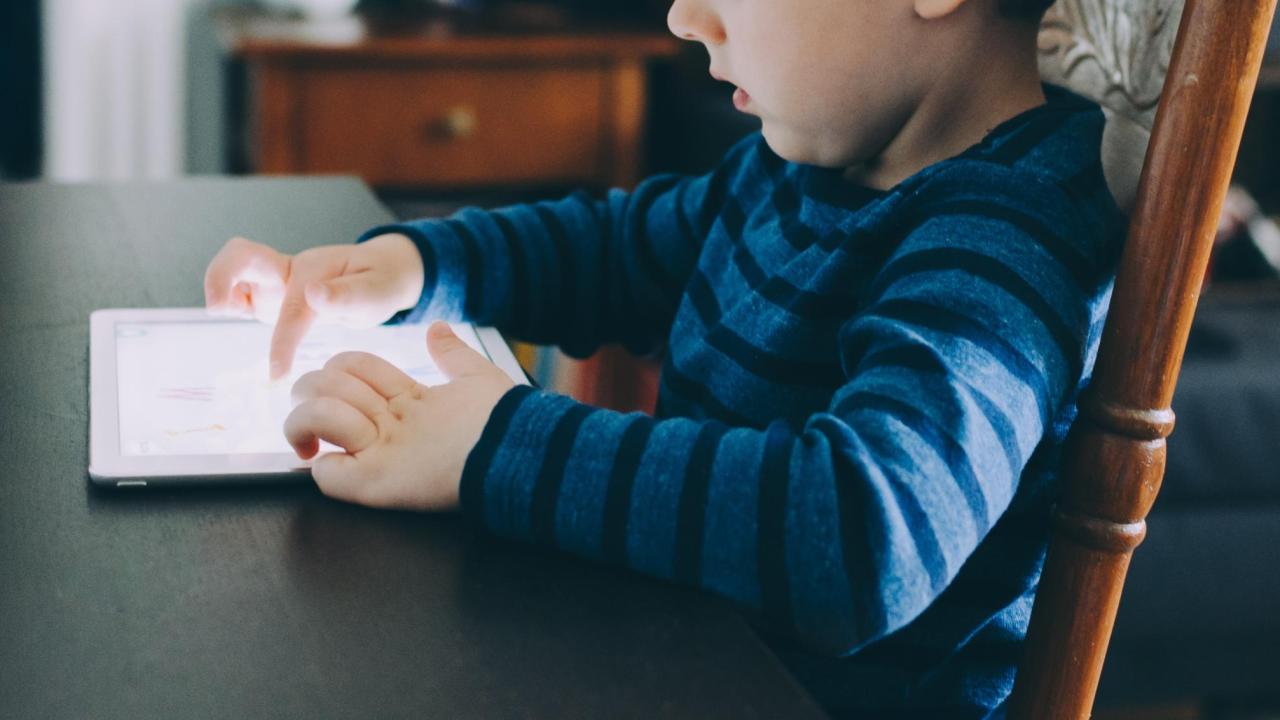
(1037, 0), (1185, 210)
(1010, 1), (1278, 717)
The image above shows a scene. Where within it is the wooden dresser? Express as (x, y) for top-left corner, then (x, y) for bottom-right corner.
(216, 8), (679, 191)
(217, 8), (677, 412)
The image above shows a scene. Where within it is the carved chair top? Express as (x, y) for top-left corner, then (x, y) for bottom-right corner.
(1037, 0), (1186, 208)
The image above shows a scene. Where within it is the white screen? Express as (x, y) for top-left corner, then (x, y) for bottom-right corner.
(114, 321), (486, 456)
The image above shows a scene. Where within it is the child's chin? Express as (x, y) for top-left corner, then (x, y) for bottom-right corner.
(759, 126), (804, 163)
(760, 126), (823, 167)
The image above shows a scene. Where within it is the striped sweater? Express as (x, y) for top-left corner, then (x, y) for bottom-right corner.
(359, 83), (1125, 717)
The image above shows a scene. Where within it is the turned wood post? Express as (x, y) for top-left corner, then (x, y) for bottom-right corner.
(1008, 0), (1278, 717)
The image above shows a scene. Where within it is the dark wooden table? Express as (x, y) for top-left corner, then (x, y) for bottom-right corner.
(0, 178), (823, 720)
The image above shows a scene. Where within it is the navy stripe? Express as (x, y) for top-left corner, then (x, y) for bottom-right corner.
(817, 412), (969, 657)
(388, 226), (440, 322)
(851, 340), (951, 380)
(1059, 160), (1106, 211)
(757, 420), (796, 629)
(418, 233), (440, 295)
(458, 385), (535, 521)
(814, 418), (887, 640)
(532, 203), (577, 340)
(716, 194), (747, 244)
(721, 187), (827, 254)
(870, 247), (1082, 379)
(912, 198), (1095, 289)
(670, 179), (703, 276)
(719, 189), (1097, 325)
(855, 342), (1023, 479)
(958, 108), (1043, 160)
(753, 135), (791, 181)
(852, 619), (1026, 675)
(721, 182), (890, 258)
(530, 404), (594, 544)
(966, 389), (1025, 480)
(660, 357), (760, 428)
(684, 264), (722, 324)
(835, 389), (990, 536)
(600, 416), (655, 565)
(626, 175), (687, 299)
(693, 140), (746, 236)
(938, 556), (1040, 615)
(729, 232), (860, 320)
(853, 297), (1052, 419)
(985, 107), (1076, 165)
(672, 421), (729, 585)
(580, 191), (619, 346)
(769, 180), (815, 251)
(490, 213), (530, 334)
(446, 218), (486, 321)
(685, 270), (846, 387)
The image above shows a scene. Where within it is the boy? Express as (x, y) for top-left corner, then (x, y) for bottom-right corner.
(204, 0), (1124, 715)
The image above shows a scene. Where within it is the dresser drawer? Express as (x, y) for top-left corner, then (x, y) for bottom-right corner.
(297, 65), (606, 187)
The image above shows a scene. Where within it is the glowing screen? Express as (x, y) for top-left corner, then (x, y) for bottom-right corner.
(114, 321), (484, 456)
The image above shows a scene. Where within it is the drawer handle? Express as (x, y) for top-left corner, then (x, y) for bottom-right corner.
(430, 106), (478, 140)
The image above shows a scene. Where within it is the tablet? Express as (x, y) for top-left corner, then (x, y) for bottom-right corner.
(88, 308), (529, 487)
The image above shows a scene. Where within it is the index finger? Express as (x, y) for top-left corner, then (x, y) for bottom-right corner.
(284, 396), (377, 459)
(269, 273), (315, 379)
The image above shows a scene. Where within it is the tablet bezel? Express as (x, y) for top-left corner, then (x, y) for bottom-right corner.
(88, 308), (529, 487)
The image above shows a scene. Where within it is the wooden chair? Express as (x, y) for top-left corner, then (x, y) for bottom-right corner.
(1010, 0), (1277, 717)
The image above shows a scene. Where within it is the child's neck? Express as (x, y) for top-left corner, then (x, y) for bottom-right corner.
(844, 23), (1046, 191)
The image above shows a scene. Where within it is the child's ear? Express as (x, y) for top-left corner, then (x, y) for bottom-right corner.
(913, 0), (968, 20)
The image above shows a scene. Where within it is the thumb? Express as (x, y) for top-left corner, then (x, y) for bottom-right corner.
(426, 321), (490, 381)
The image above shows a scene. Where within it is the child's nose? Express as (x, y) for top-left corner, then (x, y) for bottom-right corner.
(667, 0), (726, 45)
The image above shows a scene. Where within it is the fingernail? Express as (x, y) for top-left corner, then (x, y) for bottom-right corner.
(270, 361), (285, 378)
(429, 321), (451, 338)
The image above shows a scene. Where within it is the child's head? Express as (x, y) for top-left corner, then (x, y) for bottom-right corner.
(669, 0), (1052, 184)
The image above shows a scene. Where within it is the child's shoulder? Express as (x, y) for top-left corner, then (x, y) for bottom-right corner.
(939, 86), (1111, 192)
(904, 84), (1124, 242)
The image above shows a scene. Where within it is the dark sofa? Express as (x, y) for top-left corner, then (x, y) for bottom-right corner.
(1098, 284), (1280, 711)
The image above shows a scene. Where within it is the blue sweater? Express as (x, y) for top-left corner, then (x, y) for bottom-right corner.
(359, 84), (1125, 718)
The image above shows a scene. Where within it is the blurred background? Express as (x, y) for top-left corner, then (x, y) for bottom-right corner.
(4, 1), (1280, 718)
(1, 0), (759, 189)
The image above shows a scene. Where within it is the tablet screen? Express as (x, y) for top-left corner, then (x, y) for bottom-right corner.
(114, 321), (484, 457)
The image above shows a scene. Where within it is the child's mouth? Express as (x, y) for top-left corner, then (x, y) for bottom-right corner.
(733, 87), (751, 111)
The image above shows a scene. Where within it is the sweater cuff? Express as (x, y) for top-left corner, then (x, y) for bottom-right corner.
(356, 222), (462, 325)
(458, 384), (580, 538)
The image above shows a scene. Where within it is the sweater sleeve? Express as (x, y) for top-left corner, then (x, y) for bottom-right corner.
(457, 172), (1114, 656)
(356, 136), (760, 358)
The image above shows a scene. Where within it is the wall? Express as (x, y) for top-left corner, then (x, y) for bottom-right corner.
(43, 0), (196, 180)
(1, 0), (41, 179)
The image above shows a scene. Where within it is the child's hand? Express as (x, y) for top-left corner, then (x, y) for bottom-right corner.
(203, 233), (424, 378)
(283, 321), (515, 511)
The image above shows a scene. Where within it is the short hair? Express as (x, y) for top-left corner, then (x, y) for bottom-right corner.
(998, 0), (1057, 21)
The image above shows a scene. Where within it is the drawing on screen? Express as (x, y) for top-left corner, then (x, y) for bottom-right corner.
(163, 423), (227, 437)
(158, 386), (216, 402)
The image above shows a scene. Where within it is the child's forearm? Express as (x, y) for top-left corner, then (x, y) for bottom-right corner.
(355, 135), (756, 355)
(459, 380), (1026, 659)
(357, 183), (701, 354)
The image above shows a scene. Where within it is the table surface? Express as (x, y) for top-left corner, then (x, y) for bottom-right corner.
(0, 178), (823, 720)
